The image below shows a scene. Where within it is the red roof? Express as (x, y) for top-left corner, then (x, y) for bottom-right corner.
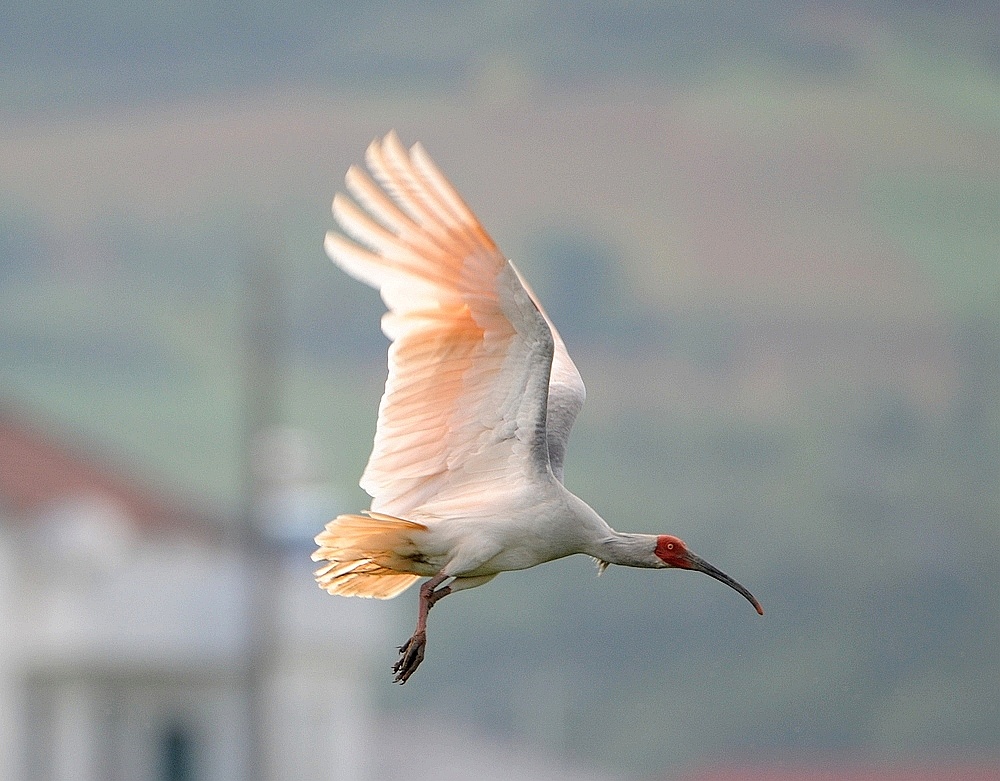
(0, 409), (206, 532)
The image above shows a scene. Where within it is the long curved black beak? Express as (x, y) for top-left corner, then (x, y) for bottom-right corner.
(686, 553), (764, 615)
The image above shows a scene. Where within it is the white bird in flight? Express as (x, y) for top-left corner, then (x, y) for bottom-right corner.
(313, 132), (763, 683)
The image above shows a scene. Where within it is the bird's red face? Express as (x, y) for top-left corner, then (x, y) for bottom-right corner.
(654, 534), (764, 615)
(654, 535), (691, 568)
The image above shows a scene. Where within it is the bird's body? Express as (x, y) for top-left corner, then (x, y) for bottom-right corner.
(314, 132), (762, 682)
(362, 487), (596, 576)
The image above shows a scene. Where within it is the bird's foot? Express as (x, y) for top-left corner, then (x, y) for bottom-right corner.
(393, 630), (426, 684)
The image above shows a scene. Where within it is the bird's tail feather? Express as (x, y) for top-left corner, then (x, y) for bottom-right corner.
(312, 512), (426, 599)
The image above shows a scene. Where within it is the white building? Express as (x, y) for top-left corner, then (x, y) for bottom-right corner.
(0, 412), (384, 781)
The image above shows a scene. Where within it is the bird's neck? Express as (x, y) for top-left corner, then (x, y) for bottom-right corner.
(586, 530), (662, 569)
(562, 491), (662, 569)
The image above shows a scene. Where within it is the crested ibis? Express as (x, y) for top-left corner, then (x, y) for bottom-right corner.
(313, 132), (763, 683)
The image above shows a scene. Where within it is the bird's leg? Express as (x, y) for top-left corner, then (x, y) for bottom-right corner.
(393, 571), (451, 684)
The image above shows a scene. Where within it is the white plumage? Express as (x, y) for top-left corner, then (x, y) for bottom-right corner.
(313, 132), (762, 683)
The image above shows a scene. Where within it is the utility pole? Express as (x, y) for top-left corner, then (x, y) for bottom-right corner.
(239, 231), (283, 781)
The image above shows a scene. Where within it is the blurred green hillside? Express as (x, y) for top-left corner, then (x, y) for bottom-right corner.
(2, 2), (999, 776)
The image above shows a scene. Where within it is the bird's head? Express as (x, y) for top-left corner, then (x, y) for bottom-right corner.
(654, 535), (764, 615)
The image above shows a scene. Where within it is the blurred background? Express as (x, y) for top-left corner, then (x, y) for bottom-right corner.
(2, 2), (999, 780)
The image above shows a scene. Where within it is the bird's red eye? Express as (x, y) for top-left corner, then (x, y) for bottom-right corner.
(666, 543), (674, 550)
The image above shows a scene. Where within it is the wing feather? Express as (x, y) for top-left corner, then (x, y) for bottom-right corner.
(509, 267), (586, 482)
(327, 132), (585, 520)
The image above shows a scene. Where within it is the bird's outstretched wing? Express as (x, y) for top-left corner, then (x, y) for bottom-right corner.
(510, 268), (586, 483)
(326, 132), (584, 518)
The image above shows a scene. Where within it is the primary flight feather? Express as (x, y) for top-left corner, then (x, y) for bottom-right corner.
(314, 132), (762, 683)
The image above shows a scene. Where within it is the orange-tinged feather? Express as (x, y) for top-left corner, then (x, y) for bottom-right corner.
(317, 132), (561, 554)
(312, 512), (426, 599)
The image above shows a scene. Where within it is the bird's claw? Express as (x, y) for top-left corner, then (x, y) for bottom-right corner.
(393, 631), (426, 684)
